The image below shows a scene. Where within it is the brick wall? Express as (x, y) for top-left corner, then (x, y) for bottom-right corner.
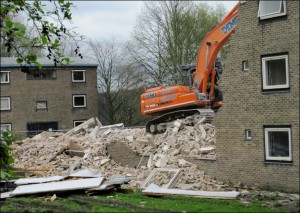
(205, 0), (299, 193)
(0, 66), (98, 138)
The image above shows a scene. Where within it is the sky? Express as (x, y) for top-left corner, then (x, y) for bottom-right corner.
(69, 1), (238, 42)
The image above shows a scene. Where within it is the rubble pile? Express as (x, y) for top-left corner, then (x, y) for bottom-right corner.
(12, 117), (221, 191)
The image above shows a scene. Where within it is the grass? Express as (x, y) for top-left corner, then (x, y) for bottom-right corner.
(0, 189), (278, 212)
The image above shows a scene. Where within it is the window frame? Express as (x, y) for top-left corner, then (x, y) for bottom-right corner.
(73, 119), (87, 127)
(245, 129), (252, 140)
(72, 70), (86, 83)
(0, 71), (10, 84)
(26, 68), (57, 80)
(242, 60), (249, 71)
(72, 94), (87, 108)
(258, 0), (287, 20)
(262, 54), (289, 90)
(264, 127), (292, 162)
(0, 123), (12, 132)
(36, 101), (48, 111)
(0, 97), (11, 111)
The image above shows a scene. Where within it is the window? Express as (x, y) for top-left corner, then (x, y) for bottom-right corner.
(245, 129), (252, 140)
(72, 70), (86, 82)
(27, 122), (58, 137)
(0, 71), (10, 83)
(0, 97), (11, 111)
(36, 101), (48, 110)
(262, 54), (289, 90)
(264, 127), (292, 161)
(27, 68), (56, 79)
(73, 120), (87, 127)
(73, 95), (86, 108)
(242, 60), (249, 71)
(258, 0), (286, 20)
(0, 124), (12, 132)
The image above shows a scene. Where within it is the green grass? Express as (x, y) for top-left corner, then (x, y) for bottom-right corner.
(0, 189), (278, 212)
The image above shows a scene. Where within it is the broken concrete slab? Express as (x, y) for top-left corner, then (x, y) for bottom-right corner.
(143, 184), (240, 199)
(64, 118), (96, 136)
(99, 123), (124, 130)
(153, 154), (168, 168)
(199, 147), (215, 154)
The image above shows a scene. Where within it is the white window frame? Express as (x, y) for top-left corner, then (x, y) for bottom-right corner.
(245, 129), (252, 140)
(264, 127), (292, 161)
(73, 95), (86, 108)
(0, 124), (12, 132)
(0, 71), (10, 84)
(73, 120), (87, 127)
(36, 101), (48, 110)
(262, 55), (289, 90)
(72, 70), (86, 82)
(242, 60), (249, 71)
(0, 97), (11, 111)
(258, 0), (287, 20)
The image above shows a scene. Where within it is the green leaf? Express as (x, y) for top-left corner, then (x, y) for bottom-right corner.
(0, 5), (15, 13)
(34, 61), (42, 69)
(7, 157), (14, 165)
(26, 54), (37, 62)
(5, 20), (13, 28)
(16, 58), (24, 63)
(41, 36), (48, 44)
(15, 22), (26, 34)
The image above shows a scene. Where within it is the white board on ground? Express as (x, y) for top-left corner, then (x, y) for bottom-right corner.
(14, 176), (65, 185)
(143, 184), (240, 199)
(0, 191), (13, 199)
(12, 178), (103, 196)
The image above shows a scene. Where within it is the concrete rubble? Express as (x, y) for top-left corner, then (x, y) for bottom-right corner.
(11, 117), (224, 193)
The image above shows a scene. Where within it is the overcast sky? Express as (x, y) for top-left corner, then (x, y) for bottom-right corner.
(69, 1), (238, 42)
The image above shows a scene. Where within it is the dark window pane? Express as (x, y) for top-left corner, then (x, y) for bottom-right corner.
(73, 72), (84, 81)
(74, 96), (85, 106)
(266, 58), (286, 86)
(268, 131), (289, 157)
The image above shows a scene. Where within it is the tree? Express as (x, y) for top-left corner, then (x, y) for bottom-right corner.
(89, 39), (145, 126)
(0, 0), (83, 68)
(126, 1), (226, 87)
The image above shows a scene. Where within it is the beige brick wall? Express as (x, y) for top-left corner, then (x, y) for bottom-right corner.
(0, 66), (98, 138)
(205, 0), (299, 193)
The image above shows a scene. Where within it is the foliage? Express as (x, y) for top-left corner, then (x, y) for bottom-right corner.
(89, 39), (147, 126)
(126, 1), (226, 87)
(0, 129), (16, 180)
(0, 0), (83, 69)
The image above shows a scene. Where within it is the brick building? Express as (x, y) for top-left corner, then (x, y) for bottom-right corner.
(0, 57), (99, 137)
(191, 0), (299, 193)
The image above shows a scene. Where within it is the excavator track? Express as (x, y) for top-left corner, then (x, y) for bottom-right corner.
(146, 108), (214, 133)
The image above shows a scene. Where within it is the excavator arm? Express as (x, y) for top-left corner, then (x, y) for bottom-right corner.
(193, 2), (240, 95)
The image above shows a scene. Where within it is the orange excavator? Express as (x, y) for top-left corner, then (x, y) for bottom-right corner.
(141, 3), (239, 133)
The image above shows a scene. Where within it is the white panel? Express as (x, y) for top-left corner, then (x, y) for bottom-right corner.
(12, 178), (103, 195)
(143, 184), (240, 199)
(15, 176), (65, 185)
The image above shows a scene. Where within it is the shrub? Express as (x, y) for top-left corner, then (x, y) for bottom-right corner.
(0, 130), (16, 180)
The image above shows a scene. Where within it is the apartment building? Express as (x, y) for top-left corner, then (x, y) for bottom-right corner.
(0, 57), (99, 137)
(194, 0), (299, 192)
